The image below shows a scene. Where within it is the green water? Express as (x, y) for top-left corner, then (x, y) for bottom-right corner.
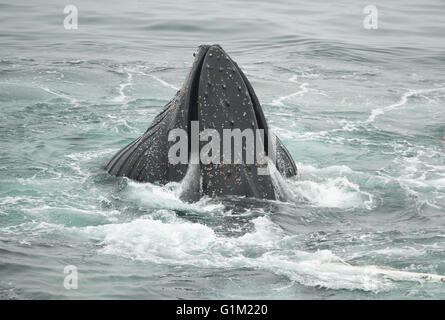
(1, 0), (445, 299)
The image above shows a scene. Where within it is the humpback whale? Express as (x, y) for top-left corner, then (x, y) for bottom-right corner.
(106, 44), (297, 200)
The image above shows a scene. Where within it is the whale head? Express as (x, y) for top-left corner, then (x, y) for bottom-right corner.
(106, 44), (297, 200)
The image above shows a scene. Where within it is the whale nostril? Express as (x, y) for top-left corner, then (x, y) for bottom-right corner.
(222, 84), (226, 89)
(209, 53), (213, 57)
(237, 85), (242, 91)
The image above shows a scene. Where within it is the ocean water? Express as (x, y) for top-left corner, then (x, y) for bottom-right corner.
(1, 0), (445, 299)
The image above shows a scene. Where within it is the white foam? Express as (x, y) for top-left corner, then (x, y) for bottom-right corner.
(0, 221), (71, 238)
(126, 180), (226, 215)
(271, 82), (310, 107)
(289, 177), (372, 209)
(0, 196), (25, 205)
(149, 74), (179, 91)
(40, 86), (79, 106)
(113, 71), (133, 103)
(271, 74), (326, 107)
(370, 246), (424, 257)
(366, 87), (445, 123)
(125, 66), (179, 91)
(22, 205), (121, 220)
(81, 215), (444, 292)
(298, 163), (354, 176)
(285, 163), (373, 209)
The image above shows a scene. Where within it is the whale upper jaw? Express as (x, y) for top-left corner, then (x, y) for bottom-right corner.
(105, 44), (297, 200)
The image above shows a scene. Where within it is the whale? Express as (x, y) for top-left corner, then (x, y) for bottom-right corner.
(105, 44), (297, 200)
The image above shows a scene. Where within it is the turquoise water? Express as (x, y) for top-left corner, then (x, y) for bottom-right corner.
(1, 0), (445, 299)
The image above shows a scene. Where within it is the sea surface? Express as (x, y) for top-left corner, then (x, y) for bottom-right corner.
(1, 0), (445, 299)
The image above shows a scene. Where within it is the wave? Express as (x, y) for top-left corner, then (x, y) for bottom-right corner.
(81, 214), (444, 292)
(366, 87), (445, 123)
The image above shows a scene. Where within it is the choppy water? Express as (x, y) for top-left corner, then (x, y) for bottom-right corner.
(1, 0), (445, 299)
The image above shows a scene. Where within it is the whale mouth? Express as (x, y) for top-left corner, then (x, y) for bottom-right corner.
(105, 44), (297, 200)
(186, 45), (207, 160)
